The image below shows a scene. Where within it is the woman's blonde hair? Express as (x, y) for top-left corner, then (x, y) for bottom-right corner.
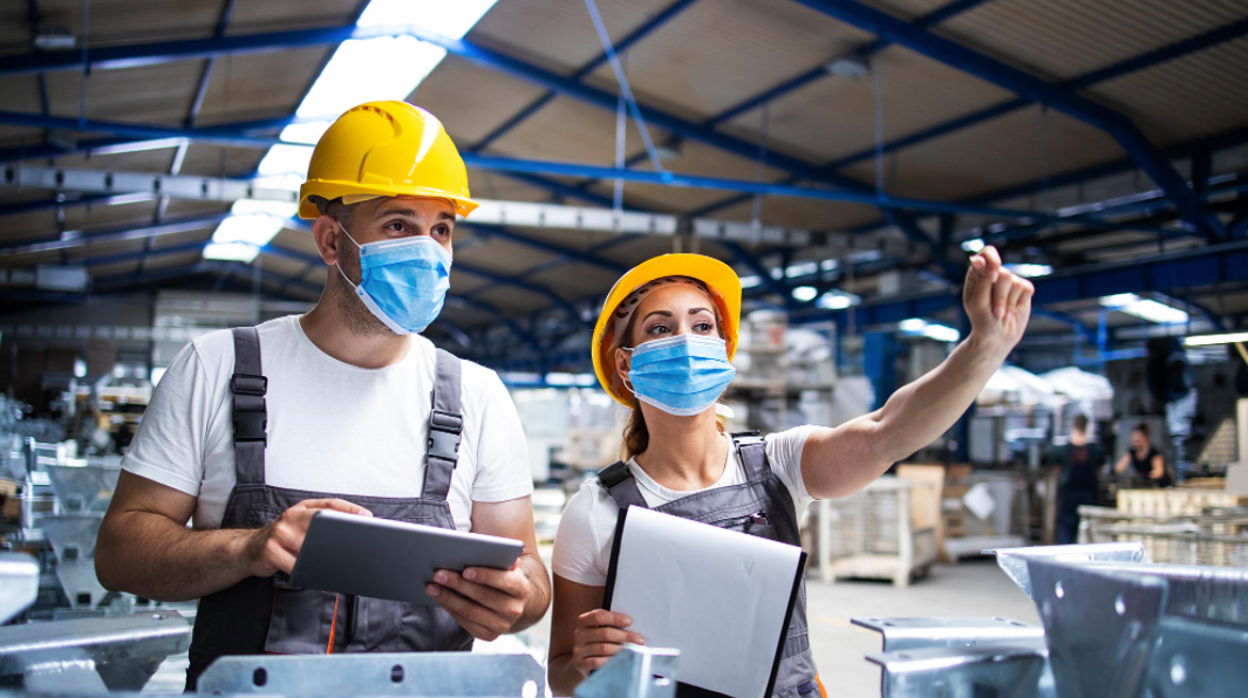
(612, 279), (729, 461)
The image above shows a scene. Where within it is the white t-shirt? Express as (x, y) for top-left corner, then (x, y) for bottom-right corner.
(122, 315), (533, 531)
(551, 427), (817, 587)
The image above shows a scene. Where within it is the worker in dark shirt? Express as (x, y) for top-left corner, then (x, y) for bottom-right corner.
(1114, 422), (1173, 488)
(1055, 414), (1106, 545)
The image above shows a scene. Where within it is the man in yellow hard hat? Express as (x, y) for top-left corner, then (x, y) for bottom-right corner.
(96, 102), (550, 687)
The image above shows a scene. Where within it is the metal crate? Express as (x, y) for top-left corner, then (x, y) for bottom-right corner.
(815, 477), (938, 587)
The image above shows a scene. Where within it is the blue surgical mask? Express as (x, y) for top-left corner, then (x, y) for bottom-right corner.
(626, 334), (736, 417)
(336, 225), (452, 335)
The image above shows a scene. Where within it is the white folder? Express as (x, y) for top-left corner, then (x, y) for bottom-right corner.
(603, 505), (807, 698)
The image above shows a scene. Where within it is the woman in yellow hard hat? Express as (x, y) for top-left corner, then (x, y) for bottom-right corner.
(546, 247), (1034, 697)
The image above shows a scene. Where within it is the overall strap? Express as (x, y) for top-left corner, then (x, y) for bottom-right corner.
(597, 461), (648, 509)
(423, 349), (463, 502)
(731, 431), (770, 480)
(230, 327), (268, 485)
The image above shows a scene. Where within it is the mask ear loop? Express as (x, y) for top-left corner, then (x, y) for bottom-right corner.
(617, 346), (636, 397)
(334, 221), (365, 290)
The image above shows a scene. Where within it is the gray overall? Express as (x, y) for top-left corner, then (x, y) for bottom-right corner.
(597, 434), (821, 698)
(185, 327), (472, 690)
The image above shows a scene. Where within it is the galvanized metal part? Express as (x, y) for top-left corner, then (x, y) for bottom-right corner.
(54, 560), (111, 611)
(851, 617), (1046, 652)
(1148, 615), (1248, 697)
(39, 514), (104, 563)
(197, 653), (546, 697)
(44, 464), (120, 513)
(866, 645), (1051, 698)
(0, 553), (40, 624)
(0, 611), (190, 692)
(986, 542), (1145, 599)
(574, 644), (680, 698)
(1028, 559), (1167, 698)
(1081, 561), (1248, 628)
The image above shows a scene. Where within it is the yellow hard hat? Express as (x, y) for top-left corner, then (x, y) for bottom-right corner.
(298, 101), (478, 220)
(592, 254), (742, 406)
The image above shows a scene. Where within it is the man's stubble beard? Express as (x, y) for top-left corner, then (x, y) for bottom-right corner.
(334, 243), (395, 338)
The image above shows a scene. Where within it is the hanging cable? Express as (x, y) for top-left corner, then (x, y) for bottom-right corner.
(583, 0), (667, 175)
(614, 88), (626, 211)
(872, 55), (885, 200)
(1040, 105), (1051, 214)
(752, 103), (771, 229)
(79, 0), (90, 129)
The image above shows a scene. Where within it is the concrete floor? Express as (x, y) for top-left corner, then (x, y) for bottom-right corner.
(145, 558), (1037, 698)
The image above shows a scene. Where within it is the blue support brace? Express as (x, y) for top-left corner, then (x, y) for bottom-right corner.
(863, 333), (897, 410)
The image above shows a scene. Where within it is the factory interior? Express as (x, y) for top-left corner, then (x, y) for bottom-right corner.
(2, 1), (1248, 697)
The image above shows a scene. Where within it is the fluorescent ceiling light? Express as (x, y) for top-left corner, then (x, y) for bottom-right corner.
(204, 241), (263, 263)
(739, 275), (761, 289)
(820, 259), (840, 272)
(297, 37), (447, 120)
(816, 291), (858, 310)
(1100, 293), (1189, 324)
(786, 261), (818, 278)
(961, 238), (985, 253)
(791, 286), (818, 302)
(357, 0), (497, 37)
(899, 317), (960, 342)
(1183, 332), (1248, 347)
(922, 323), (961, 343)
(281, 121), (333, 145)
(1005, 263), (1052, 278)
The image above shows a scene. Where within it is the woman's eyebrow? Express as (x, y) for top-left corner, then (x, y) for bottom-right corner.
(688, 307), (711, 315)
(643, 310), (674, 321)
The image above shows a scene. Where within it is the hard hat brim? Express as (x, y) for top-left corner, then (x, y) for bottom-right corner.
(299, 179), (478, 220)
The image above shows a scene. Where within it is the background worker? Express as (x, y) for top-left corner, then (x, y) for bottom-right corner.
(1054, 414), (1106, 544)
(95, 102), (550, 688)
(1114, 422), (1173, 487)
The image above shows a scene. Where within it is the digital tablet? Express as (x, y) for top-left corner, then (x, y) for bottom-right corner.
(290, 510), (525, 605)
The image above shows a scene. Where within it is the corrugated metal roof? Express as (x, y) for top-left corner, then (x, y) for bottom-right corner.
(936, 0), (1248, 82)
(192, 47), (333, 127)
(579, 0), (876, 121)
(1088, 35), (1248, 147)
(45, 61), (203, 125)
(3, 0), (220, 54)
(719, 45), (1016, 162)
(841, 103), (1126, 201)
(409, 55), (550, 147)
(469, 0), (677, 77)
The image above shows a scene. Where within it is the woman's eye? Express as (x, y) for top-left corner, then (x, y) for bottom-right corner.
(694, 322), (714, 333)
(647, 325), (671, 335)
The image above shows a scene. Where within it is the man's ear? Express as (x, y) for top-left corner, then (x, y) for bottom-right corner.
(311, 214), (342, 265)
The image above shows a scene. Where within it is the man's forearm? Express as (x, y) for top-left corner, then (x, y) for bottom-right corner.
(873, 333), (1009, 465)
(96, 510), (256, 602)
(511, 551), (551, 632)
